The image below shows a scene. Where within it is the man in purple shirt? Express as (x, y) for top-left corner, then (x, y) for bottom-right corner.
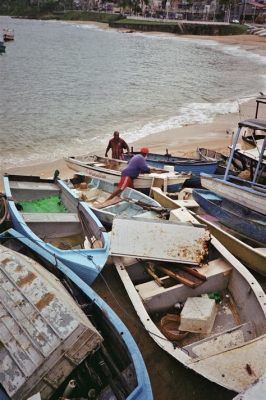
(106, 147), (152, 200)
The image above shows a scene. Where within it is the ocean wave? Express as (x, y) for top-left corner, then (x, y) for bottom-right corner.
(113, 101), (242, 143)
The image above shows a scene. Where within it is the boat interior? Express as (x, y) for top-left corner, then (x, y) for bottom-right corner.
(0, 237), (137, 400)
(70, 155), (126, 172)
(8, 177), (105, 250)
(67, 175), (162, 219)
(120, 248), (266, 359)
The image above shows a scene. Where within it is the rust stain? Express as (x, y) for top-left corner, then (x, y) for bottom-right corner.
(35, 292), (55, 310)
(17, 271), (36, 287)
(245, 364), (254, 376)
(1, 257), (12, 266)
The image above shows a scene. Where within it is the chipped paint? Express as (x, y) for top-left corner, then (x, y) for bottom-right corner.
(0, 245), (102, 399)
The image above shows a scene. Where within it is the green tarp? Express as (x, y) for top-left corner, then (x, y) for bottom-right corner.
(18, 196), (67, 213)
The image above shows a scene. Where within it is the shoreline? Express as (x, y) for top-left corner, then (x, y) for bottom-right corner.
(1, 21), (265, 181)
(1, 97), (258, 183)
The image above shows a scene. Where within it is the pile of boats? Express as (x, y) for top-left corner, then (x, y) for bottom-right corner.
(0, 113), (266, 399)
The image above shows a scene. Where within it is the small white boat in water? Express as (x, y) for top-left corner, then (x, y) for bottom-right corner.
(110, 214), (266, 393)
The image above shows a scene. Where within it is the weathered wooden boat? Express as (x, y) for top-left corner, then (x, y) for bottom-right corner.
(234, 372), (266, 400)
(197, 147), (240, 175)
(125, 150), (219, 175)
(201, 173), (266, 215)
(110, 215), (266, 393)
(233, 139), (266, 180)
(3, 174), (110, 284)
(192, 189), (266, 245)
(65, 174), (166, 229)
(0, 230), (152, 400)
(193, 213), (266, 277)
(3, 28), (14, 41)
(150, 186), (199, 210)
(64, 154), (191, 193)
(150, 187), (266, 277)
(200, 118), (266, 216)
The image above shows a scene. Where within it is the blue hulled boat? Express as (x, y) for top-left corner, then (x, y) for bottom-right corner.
(125, 151), (219, 175)
(192, 188), (266, 245)
(0, 229), (153, 400)
(3, 174), (110, 284)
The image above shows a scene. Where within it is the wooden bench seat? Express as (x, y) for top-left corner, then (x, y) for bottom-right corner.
(183, 321), (256, 359)
(22, 213), (79, 223)
(10, 181), (58, 191)
(135, 258), (232, 313)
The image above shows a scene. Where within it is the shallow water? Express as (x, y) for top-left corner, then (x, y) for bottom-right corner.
(1, 16), (266, 170)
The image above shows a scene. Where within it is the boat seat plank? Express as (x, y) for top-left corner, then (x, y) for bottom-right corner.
(9, 181), (58, 191)
(135, 259), (232, 312)
(184, 322), (256, 359)
(22, 213), (80, 223)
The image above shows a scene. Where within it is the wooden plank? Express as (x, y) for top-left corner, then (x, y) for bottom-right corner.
(156, 265), (198, 288)
(110, 217), (210, 265)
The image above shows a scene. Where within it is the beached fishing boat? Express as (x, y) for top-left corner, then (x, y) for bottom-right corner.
(3, 28), (14, 41)
(125, 150), (219, 175)
(192, 189), (266, 245)
(193, 213), (266, 277)
(65, 174), (167, 229)
(3, 174), (109, 284)
(64, 154), (191, 193)
(0, 230), (152, 400)
(110, 215), (266, 393)
(201, 119), (266, 215)
(150, 187), (266, 277)
(197, 147), (240, 175)
(233, 140), (266, 180)
(201, 173), (266, 215)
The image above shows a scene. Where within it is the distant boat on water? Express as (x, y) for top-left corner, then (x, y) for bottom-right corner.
(3, 28), (14, 41)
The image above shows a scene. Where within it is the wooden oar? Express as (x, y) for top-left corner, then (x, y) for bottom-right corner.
(156, 265), (197, 288)
(178, 265), (207, 281)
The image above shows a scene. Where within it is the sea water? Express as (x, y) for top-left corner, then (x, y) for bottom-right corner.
(1, 16), (266, 170)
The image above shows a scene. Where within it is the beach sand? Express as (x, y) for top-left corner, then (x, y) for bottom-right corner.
(1, 95), (261, 181)
(1, 27), (266, 400)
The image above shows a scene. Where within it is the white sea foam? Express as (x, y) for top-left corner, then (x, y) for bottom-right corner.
(99, 101), (242, 144)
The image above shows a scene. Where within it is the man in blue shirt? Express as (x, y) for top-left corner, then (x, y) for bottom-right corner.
(107, 147), (152, 200)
